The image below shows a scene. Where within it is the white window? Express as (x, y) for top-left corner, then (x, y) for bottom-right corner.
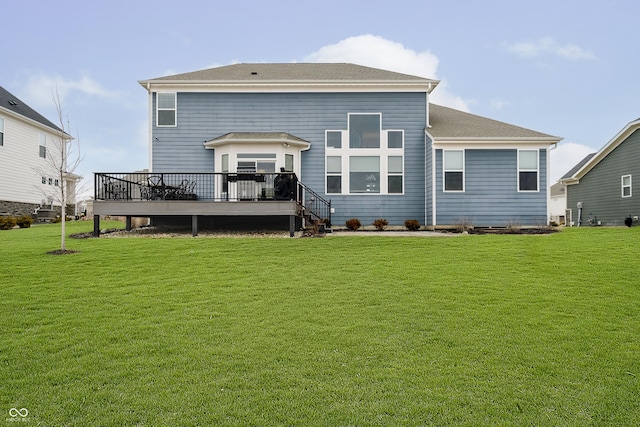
(157, 93), (176, 126)
(0, 117), (4, 146)
(387, 130), (403, 149)
(518, 150), (539, 192)
(349, 114), (380, 148)
(622, 175), (632, 198)
(39, 133), (46, 158)
(443, 150), (464, 192)
(388, 156), (403, 193)
(325, 113), (404, 195)
(350, 156), (380, 193)
(326, 156), (342, 194)
(326, 131), (342, 149)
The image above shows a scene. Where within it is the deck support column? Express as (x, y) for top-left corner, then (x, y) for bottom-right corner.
(93, 215), (100, 237)
(192, 215), (198, 237)
(289, 215), (295, 238)
(125, 216), (132, 231)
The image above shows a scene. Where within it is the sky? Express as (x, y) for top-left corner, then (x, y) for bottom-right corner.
(2, 0), (639, 197)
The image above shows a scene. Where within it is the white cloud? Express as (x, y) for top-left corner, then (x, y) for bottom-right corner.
(22, 73), (122, 108)
(304, 34), (470, 112)
(490, 99), (510, 111)
(550, 141), (596, 183)
(504, 37), (595, 60)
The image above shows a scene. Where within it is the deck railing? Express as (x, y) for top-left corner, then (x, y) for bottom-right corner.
(94, 172), (298, 202)
(95, 172), (331, 228)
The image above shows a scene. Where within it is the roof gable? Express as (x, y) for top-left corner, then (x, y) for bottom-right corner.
(139, 63), (438, 93)
(562, 117), (640, 184)
(0, 85), (62, 132)
(142, 63), (437, 83)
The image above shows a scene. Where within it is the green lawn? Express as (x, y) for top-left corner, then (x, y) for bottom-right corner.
(1, 221), (638, 426)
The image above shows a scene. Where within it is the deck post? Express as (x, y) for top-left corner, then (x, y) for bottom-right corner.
(289, 215), (295, 238)
(93, 215), (100, 237)
(126, 216), (132, 231)
(192, 215), (198, 237)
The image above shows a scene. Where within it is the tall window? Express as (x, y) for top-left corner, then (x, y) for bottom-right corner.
(518, 150), (538, 191)
(0, 117), (4, 146)
(157, 93), (176, 126)
(39, 133), (47, 158)
(622, 175), (632, 198)
(443, 150), (464, 192)
(388, 156), (403, 193)
(349, 114), (380, 148)
(326, 156), (342, 194)
(326, 113), (403, 194)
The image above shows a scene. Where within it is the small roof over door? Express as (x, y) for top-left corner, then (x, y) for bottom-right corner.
(204, 132), (311, 150)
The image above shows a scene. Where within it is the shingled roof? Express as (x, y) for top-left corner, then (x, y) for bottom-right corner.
(141, 63), (439, 84)
(429, 104), (560, 141)
(0, 85), (62, 132)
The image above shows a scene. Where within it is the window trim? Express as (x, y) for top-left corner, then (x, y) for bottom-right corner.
(156, 92), (177, 127)
(622, 174), (632, 198)
(518, 149), (539, 192)
(443, 149), (465, 192)
(0, 117), (4, 146)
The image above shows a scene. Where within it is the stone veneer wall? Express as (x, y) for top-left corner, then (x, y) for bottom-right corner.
(0, 200), (73, 219)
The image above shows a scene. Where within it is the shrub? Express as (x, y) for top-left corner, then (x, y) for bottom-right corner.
(404, 219), (421, 231)
(345, 218), (361, 231)
(372, 218), (388, 231)
(0, 216), (17, 230)
(16, 215), (33, 228)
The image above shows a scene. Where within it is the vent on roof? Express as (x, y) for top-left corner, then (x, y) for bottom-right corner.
(8, 100), (17, 106)
(250, 71), (258, 75)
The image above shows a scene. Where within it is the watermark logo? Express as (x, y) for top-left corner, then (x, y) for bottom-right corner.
(7, 408), (29, 423)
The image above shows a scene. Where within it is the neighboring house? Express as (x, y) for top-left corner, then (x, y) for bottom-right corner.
(549, 182), (566, 225)
(93, 63), (561, 235)
(561, 117), (640, 226)
(0, 85), (78, 218)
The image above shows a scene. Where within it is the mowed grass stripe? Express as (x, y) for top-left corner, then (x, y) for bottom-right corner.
(1, 221), (638, 425)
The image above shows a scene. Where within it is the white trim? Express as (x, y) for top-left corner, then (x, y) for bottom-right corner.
(564, 119), (640, 183)
(517, 149), (539, 192)
(325, 113), (405, 195)
(139, 82), (436, 94)
(622, 174), (632, 198)
(443, 149), (465, 193)
(433, 141), (552, 150)
(155, 92), (177, 127)
(147, 91), (153, 171)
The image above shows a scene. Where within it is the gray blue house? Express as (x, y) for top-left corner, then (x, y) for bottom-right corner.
(93, 63), (561, 235)
(562, 117), (640, 226)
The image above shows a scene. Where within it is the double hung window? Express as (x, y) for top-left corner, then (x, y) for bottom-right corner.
(518, 150), (539, 191)
(443, 150), (464, 192)
(622, 175), (632, 198)
(157, 93), (176, 126)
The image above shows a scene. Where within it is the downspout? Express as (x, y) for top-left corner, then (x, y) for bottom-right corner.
(547, 142), (558, 225)
(147, 82), (153, 172)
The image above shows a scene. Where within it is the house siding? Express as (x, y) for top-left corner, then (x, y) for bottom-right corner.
(0, 112), (62, 207)
(566, 129), (640, 226)
(435, 148), (548, 226)
(151, 92), (427, 226)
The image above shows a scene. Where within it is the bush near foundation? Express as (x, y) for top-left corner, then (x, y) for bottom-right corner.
(345, 218), (361, 231)
(0, 216), (17, 230)
(404, 219), (421, 231)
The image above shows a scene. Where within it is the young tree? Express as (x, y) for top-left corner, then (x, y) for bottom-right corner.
(36, 89), (83, 253)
